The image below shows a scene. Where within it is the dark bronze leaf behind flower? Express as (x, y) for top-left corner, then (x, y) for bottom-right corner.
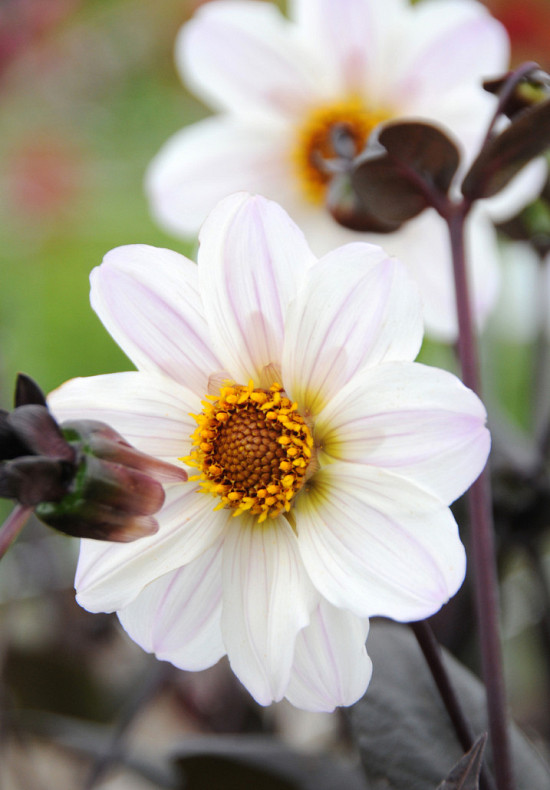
(330, 121), (461, 232)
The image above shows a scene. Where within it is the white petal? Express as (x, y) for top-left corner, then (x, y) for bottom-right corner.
(221, 515), (317, 706)
(198, 193), (316, 387)
(291, 0), (404, 97)
(117, 540), (225, 671)
(282, 244), (423, 415)
(295, 462), (466, 621)
(367, 208), (500, 342)
(146, 116), (294, 238)
(393, 0), (508, 105)
(315, 361), (490, 504)
(179, 0), (322, 120)
(90, 245), (223, 397)
(75, 485), (231, 613)
(48, 371), (198, 460)
(285, 600), (371, 712)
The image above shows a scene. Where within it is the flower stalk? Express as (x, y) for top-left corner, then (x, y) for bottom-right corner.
(411, 620), (496, 790)
(0, 503), (32, 560)
(444, 199), (515, 790)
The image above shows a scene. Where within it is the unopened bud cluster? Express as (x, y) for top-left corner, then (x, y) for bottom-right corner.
(0, 374), (186, 543)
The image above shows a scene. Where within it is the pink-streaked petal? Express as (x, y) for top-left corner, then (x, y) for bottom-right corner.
(146, 116), (295, 238)
(285, 600), (371, 712)
(90, 245), (224, 397)
(48, 371), (198, 461)
(291, 0), (403, 97)
(198, 193), (316, 387)
(221, 515), (317, 706)
(75, 485), (230, 613)
(367, 208), (500, 342)
(295, 462), (466, 621)
(117, 540), (225, 671)
(282, 244), (423, 416)
(393, 0), (508, 106)
(179, 0), (322, 120)
(316, 361), (489, 505)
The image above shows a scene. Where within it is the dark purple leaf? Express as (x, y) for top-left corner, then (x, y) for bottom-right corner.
(462, 100), (550, 201)
(349, 621), (550, 790)
(173, 735), (369, 790)
(436, 734), (487, 789)
(379, 122), (461, 193)
(351, 121), (460, 227)
(327, 172), (402, 232)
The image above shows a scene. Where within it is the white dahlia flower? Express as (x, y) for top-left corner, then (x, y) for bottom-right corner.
(146, 0), (544, 340)
(50, 193), (490, 710)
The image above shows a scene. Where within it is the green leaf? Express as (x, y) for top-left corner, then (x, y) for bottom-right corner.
(349, 621), (550, 790)
(436, 734), (487, 790)
(462, 100), (550, 201)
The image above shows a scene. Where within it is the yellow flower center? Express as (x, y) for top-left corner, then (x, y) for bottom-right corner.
(186, 382), (313, 523)
(292, 97), (392, 204)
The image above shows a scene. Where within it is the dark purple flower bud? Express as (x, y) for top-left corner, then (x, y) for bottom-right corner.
(463, 63), (550, 202)
(15, 372), (49, 408)
(484, 66), (550, 119)
(60, 419), (187, 485)
(35, 453), (166, 542)
(0, 374), (187, 550)
(0, 456), (73, 506)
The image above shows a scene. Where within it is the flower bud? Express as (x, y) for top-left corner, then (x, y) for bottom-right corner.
(484, 66), (550, 119)
(35, 452), (166, 542)
(0, 374), (187, 547)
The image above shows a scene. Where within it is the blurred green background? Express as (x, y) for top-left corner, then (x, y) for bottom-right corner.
(0, 0), (205, 401)
(1, 0), (549, 414)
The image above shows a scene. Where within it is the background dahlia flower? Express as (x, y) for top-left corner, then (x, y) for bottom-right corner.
(146, 0), (545, 341)
(49, 193), (490, 711)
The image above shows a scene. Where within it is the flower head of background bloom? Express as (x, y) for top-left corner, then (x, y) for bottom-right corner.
(146, 0), (545, 341)
(50, 193), (490, 711)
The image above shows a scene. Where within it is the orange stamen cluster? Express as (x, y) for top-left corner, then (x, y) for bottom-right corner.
(186, 382), (313, 523)
(292, 97), (391, 203)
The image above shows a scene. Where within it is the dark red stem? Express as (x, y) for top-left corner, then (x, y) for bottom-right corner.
(411, 620), (496, 790)
(445, 201), (515, 790)
(0, 504), (32, 560)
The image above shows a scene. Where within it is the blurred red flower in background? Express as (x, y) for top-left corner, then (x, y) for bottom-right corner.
(486, 0), (550, 67)
(0, 0), (79, 78)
